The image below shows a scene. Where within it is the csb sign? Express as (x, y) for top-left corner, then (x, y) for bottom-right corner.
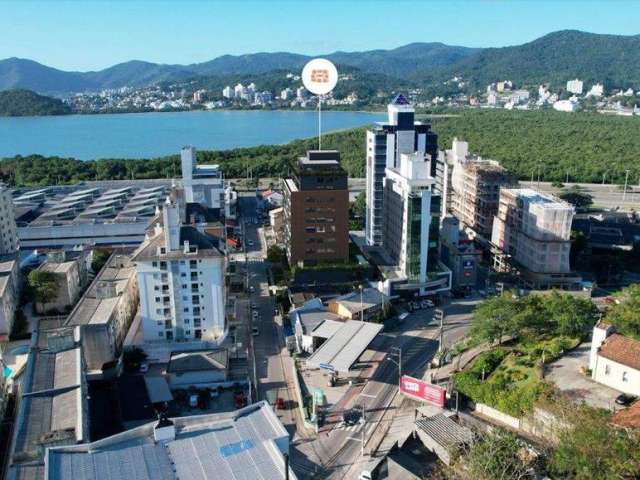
(399, 375), (446, 407)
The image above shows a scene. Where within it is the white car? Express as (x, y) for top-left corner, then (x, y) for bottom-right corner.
(252, 310), (259, 318)
(252, 327), (259, 336)
(247, 240), (254, 247)
(251, 303), (258, 309)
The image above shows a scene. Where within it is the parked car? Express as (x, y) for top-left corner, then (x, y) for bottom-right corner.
(252, 310), (259, 318)
(615, 393), (638, 406)
(251, 302), (258, 309)
(252, 326), (259, 336)
(139, 363), (149, 374)
(189, 394), (199, 408)
(275, 397), (285, 410)
(247, 240), (254, 247)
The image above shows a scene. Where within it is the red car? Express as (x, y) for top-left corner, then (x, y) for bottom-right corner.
(275, 397), (285, 410)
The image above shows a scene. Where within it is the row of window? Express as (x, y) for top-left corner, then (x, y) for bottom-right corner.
(152, 259), (200, 269)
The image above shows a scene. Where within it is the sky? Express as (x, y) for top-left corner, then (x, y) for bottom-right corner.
(1, 0), (638, 71)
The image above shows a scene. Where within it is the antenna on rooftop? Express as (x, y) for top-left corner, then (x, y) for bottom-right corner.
(302, 58), (338, 151)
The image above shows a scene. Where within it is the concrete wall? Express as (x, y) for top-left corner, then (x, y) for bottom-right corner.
(592, 357), (640, 396)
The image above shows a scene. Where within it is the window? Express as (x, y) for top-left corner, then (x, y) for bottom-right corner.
(182, 284), (188, 289)
(622, 371), (629, 382)
(184, 318), (190, 324)
(158, 332), (164, 337)
(155, 297), (161, 302)
(605, 365), (611, 375)
(183, 307), (189, 313)
(185, 330), (191, 336)
(157, 321), (163, 326)
(152, 261), (158, 267)
(195, 329), (202, 339)
(192, 296), (200, 305)
(181, 272), (186, 277)
(194, 318), (201, 327)
(190, 260), (198, 268)
(154, 286), (160, 291)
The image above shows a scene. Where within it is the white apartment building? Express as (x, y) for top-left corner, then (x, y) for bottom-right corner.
(181, 146), (235, 217)
(492, 188), (580, 289)
(566, 78), (583, 95)
(281, 88), (293, 100)
(590, 323), (640, 397)
(587, 83), (605, 97)
(134, 197), (226, 343)
(382, 152), (449, 295)
(222, 85), (234, 99)
(0, 184), (18, 254)
(234, 83), (245, 98)
(365, 95), (438, 247)
(553, 99), (579, 112)
(0, 257), (18, 339)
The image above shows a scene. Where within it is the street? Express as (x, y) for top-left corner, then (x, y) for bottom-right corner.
(236, 191), (478, 479)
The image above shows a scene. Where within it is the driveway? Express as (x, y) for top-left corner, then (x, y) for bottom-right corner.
(545, 342), (623, 411)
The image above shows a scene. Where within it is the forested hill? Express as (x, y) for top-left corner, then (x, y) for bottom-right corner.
(1, 110), (639, 186)
(3, 30), (640, 94)
(419, 30), (640, 89)
(0, 89), (71, 116)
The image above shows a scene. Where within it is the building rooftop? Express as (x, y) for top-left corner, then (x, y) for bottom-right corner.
(167, 349), (229, 373)
(599, 333), (640, 371)
(506, 188), (572, 209)
(132, 225), (222, 262)
(8, 324), (87, 480)
(611, 401), (640, 429)
(295, 309), (343, 336)
(66, 253), (136, 327)
(329, 288), (388, 315)
(306, 320), (383, 373)
(45, 401), (295, 480)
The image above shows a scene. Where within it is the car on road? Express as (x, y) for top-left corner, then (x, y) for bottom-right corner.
(252, 326), (259, 336)
(249, 286), (255, 293)
(252, 310), (259, 318)
(247, 240), (254, 247)
(342, 408), (361, 426)
(421, 299), (434, 308)
(615, 393), (638, 406)
(275, 397), (285, 410)
(251, 302), (258, 309)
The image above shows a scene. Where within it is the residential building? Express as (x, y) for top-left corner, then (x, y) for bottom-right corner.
(292, 307), (344, 353)
(181, 146), (233, 214)
(380, 152), (450, 296)
(222, 85), (233, 98)
(296, 86), (306, 101)
(491, 188), (581, 289)
(133, 196), (226, 343)
(166, 348), (229, 388)
(7, 321), (89, 480)
(35, 250), (88, 314)
(65, 251), (138, 378)
(587, 83), (604, 97)
(566, 78), (584, 95)
(590, 323), (640, 397)
(0, 255), (19, 340)
(365, 94), (438, 246)
(282, 150), (349, 266)
(0, 183), (18, 254)
(553, 99), (579, 112)
(327, 287), (389, 321)
(233, 83), (245, 98)
(43, 401), (297, 480)
(269, 206), (285, 243)
(280, 87), (293, 100)
(440, 216), (482, 288)
(511, 89), (530, 104)
(440, 139), (517, 238)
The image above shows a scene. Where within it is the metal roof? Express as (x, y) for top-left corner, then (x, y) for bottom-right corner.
(415, 415), (473, 449)
(306, 320), (383, 372)
(45, 401), (296, 480)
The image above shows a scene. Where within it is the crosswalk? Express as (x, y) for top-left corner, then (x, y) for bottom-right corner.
(333, 421), (375, 434)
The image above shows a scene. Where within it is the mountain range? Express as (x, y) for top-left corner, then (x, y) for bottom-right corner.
(1, 30), (639, 95)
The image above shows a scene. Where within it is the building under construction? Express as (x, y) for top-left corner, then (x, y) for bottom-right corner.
(438, 139), (517, 239)
(491, 188), (582, 290)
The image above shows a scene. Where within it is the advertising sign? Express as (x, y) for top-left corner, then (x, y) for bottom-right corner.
(399, 375), (446, 407)
(463, 259), (474, 269)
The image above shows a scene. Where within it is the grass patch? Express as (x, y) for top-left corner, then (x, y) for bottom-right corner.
(454, 336), (579, 417)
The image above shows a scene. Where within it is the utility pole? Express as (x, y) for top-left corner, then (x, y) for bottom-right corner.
(359, 284), (364, 321)
(434, 309), (445, 353)
(389, 346), (402, 384)
(623, 169), (631, 202)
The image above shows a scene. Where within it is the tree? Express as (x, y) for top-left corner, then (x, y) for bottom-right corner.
(471, 293), (518, 344)
(604, 283), (640, 340)
(27, 270), (58, 305)
(91, 249), (111, 273)
(122, 346), (148, 372)
(558, 188), (594, 208)
(266, 245), (286, 264)
(544, 291), (598, 337)
(349, 191), (366, 230)
(547, 400), (640, 479)
(464, 429), (537, 480)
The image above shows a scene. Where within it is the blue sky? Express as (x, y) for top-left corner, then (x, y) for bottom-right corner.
(1, 0), (638, 71)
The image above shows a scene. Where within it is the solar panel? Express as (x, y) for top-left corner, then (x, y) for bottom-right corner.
(220, 439), (255, 457)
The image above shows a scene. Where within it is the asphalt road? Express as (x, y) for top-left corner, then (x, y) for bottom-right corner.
(237, 194), (298, 431)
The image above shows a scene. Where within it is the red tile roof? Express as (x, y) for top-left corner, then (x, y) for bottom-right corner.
(611, 401), (640, 429)
(599, 333), (640, 370)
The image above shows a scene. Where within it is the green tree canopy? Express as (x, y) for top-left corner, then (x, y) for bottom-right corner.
(604, 283), (640, 340)
(465, 429), (536, 480)
(28, 270), (59, 305)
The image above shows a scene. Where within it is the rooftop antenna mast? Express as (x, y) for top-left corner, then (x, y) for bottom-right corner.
(302, 58), (338, 152)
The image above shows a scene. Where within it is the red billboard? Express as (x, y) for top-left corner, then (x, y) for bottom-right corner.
(399, 375), (446, 407)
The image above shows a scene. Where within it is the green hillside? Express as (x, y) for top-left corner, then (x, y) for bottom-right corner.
(0, 89), (71, 116)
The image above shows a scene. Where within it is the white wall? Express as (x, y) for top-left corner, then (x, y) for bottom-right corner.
(592, 357), (640, 396)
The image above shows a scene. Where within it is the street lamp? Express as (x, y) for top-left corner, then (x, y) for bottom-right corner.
(387, 347), (402, 385)
(347, 391), (377, 456)
(359, 284), (364, 321)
